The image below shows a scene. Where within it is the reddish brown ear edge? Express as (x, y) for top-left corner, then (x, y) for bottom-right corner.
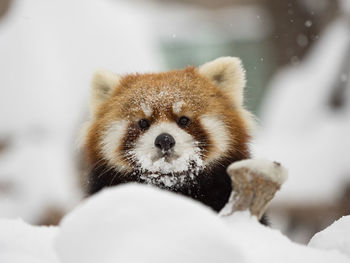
(199, 57), (246, 107)
(90, 70), (120, 115)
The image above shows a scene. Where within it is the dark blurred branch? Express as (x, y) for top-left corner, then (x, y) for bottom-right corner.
(329, 39), (350, 109)
(0, 0), (11, 21)
(264, 0), (339, 66)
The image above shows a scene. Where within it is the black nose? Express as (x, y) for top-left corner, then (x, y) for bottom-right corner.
(154, 133), (175, 151)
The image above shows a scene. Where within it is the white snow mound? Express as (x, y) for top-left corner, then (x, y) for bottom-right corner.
(0, 218), (59, 263)
(1, 185), (349, 263)
(55, 184), (247, 263)
(309, 216), (350, 257)
(222, 211), (349, 263)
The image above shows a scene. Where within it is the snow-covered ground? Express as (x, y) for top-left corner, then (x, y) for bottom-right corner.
(0, 184), (349, 263)
(309, 216), (350, 258)
(0, 218), (58, 263)
(0, 0), (161, 223)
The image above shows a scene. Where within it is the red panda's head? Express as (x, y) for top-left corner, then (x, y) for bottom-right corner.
(82, 57), (254, 196)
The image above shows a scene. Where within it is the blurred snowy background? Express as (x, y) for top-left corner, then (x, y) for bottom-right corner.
(0, 0), (349, 244)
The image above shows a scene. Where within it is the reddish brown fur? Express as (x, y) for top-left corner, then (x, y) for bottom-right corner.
(85, 66), (250, 169)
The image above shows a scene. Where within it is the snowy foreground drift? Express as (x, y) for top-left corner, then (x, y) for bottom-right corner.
(0, 185), (349, 263)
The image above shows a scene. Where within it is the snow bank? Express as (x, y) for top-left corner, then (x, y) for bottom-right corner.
(55, 184), (246, 263)
(309, 216), (350, 257)
(223, 212), (349, 263)
(54, 184), (349, 263)
(0, 218), (58, 263)
(1, 185), (349, 263)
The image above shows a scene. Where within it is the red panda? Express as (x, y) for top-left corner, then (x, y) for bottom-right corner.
(82, 57), (254, 212)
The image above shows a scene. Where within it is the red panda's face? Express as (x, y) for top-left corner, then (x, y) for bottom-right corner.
(83, 57), (253, 188)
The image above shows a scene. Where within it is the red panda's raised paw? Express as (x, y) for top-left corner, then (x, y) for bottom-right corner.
(220, 159), (288, 219)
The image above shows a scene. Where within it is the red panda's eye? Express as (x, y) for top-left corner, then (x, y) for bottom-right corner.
(177, 116), (190, 127)
(138, 119), (150, 130)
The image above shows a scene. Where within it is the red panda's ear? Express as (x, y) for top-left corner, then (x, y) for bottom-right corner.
(90, 70), (121, 115)
(199, 57), (246, 107)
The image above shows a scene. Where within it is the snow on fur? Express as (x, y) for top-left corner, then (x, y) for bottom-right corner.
(227, 159), (288, 185)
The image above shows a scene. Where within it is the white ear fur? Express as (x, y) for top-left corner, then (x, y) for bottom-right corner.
(199, 57), (246, 106)
(90, 70), (121, 114)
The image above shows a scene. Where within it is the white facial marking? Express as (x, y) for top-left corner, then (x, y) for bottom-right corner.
(172, 101), (184, 114)
(141, 103), (152, 117)
(130, 122), (203, 174)
(200, 115), (231, 161)
(100, 120), (128, 167)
